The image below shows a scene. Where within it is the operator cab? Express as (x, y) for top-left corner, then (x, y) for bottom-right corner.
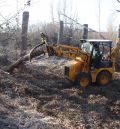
(80, 39), (113, 69)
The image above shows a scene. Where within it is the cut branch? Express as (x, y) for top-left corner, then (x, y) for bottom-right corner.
(6, 33), (50, 73)
(7, 43), (46, 73)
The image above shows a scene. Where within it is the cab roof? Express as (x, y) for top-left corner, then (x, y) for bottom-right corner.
(80, 39), (112, 45)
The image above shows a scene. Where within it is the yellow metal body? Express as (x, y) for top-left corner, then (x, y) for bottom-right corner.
(40, 32), (120, 86)
(66, 60), (114, 83)
(65, 60), (83, 81)
(90, 68), (114, 82)
(52, 44), (91, 80)
(51, 43), (117, 84)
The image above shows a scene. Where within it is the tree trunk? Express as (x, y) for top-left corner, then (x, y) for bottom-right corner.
(7, 45), (46, 73)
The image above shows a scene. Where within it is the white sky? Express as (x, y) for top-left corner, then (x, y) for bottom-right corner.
(0, 0), (120, 31)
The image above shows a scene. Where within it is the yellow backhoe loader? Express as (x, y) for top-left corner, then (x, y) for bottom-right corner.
(29, 31), (119, 87)
(7, 29), (120, 88)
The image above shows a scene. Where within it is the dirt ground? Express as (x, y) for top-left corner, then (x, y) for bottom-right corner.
(0, 57), (120, 129)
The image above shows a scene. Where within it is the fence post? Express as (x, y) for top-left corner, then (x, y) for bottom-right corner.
(82, 24), (88, 39)
(118, 24), (120, 39)
(21, 11), (29, 56)
(58, 21), (64, 44)
(116, 25), (120, 71)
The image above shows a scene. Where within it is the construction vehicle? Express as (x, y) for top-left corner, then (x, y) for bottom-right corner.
(8, 30), (120, 87)
(30, 32), (119, 88)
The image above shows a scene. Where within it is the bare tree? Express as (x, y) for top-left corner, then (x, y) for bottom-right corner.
(106, 17), (117, 42)
(116, 0), (120, 12)
(50, 3), (55, 24)
(56, 0), (79, 44)
(117, 0), (120, 3)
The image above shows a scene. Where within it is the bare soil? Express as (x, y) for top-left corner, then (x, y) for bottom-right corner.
(0, 57), (120, 129)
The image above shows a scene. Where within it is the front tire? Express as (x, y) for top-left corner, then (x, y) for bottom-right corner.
(96, 71), (112, 86)
(77, 73), (91, 87)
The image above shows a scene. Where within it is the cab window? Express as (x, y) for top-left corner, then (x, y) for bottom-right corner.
(81, 42), (93, 53)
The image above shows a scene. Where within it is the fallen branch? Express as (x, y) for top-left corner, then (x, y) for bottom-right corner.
(7, 44), (46, 73)
(6, 33), (53, 73)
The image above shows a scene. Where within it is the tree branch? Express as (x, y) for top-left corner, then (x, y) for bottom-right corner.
(117, 0), (120, 3)
(116, 9), (120, 12)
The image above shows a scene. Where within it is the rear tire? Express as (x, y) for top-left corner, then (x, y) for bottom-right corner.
(96, 71), (112, 86)
(77, 73), (91, 87)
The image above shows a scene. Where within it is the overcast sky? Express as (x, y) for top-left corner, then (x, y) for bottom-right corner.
(0, 0), (120, 31)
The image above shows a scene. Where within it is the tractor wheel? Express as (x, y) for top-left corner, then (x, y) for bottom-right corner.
(77, 73), (91, 87)
(96, 71), (112, 86)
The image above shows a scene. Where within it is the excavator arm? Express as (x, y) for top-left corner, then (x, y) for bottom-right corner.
(110, 26), (120, 71)
(29, 33), (89, 62)
(7, 33), (89, 74)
